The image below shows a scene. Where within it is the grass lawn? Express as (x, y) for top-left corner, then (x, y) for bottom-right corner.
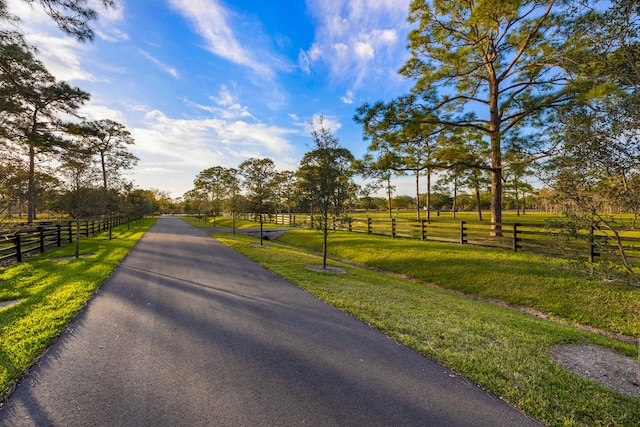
(278, 230), (640, 338)
(215, 231), (640, 426)
(0, 218), (156, 397)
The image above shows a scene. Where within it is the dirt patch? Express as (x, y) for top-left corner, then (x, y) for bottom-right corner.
(550, 343), (640, 398)
(0, 300), (20, 310)
(305, 265), (350, 274)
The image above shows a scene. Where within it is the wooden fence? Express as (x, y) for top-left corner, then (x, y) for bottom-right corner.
(242, 213), (640, 263)
(0, 216), (137, 263)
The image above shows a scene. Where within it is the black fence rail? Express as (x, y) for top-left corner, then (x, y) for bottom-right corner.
(0, 216), (138, 263)
(242, 213), (640, 263)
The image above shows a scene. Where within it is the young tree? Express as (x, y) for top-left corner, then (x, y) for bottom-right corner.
(398, 0), (575, 234)
(296, 116), (355, 269)
(238, 158), (277, 245)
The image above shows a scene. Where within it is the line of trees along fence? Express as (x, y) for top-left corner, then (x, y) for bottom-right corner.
(238, 214), (640, 263)
(0, 216), (139, 263)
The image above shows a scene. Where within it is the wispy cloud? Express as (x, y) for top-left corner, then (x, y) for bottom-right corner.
(183, 85), (256, 120)
(299, 0), (411, 89)
(168, 0), (274, 79)
(140, 50), (180, 79)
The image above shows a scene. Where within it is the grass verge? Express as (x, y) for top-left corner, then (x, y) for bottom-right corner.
(277, 230), (640, 338)
(0, 218), (156, 397)
(215, 231), (640, 426)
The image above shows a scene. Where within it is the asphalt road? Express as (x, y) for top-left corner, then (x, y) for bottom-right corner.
(0, 216), (544, 426)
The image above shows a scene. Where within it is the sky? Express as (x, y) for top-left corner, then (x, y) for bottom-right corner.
(7, 0), (417, 198)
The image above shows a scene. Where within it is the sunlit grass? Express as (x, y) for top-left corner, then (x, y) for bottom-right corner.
(215, 232), (640, 427)
(277, 230), (640, 338)
(0, 218), (155, 396)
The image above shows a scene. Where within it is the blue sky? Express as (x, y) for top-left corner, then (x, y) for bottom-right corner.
(10, 0), (416, 198)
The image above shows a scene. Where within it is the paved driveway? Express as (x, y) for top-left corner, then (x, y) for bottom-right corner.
(0, 217), (543, 426)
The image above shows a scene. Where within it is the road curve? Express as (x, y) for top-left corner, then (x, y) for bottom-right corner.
(0, 216), (543, 426)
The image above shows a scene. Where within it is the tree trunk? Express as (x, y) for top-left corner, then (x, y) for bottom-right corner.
(27, 145), (36, 223)
(452, 176), (457, 219)
(415, 169), (421, 221)
(475, 178), (483, 221)
(488, 67), (502, 236)
(387, 176), (393, 219)
(426, 169), (431, 224)
(322, 213), (328, 269)
(259, 214), (264, 245)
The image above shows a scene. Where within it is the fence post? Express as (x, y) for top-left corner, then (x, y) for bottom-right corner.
(392, 218), (396, 238)
(57, 224), (62, 247)
(421, 219), (426, 241)
(513, 223), (519, 252)
(348, 217), (352, 232)
(15, 232), (22, 262)
(589, 225), (596, 263)
(460, 221), (466, 244)
(39, 226), (45, 253)
(367, 217), (372, 234)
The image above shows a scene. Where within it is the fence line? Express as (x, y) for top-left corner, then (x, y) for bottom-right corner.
(234, 213), (640, 263)
(0, 216), (140, 263)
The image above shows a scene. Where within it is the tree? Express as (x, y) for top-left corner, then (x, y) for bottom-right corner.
(398, 0), (575, 234)
(359, 151), (396, 218)
(68, 119), (138, 193)
(296, 116), (355, 269)
(274, 170), (297, 215)
(2, 68), (90, 222)
(238, 158), (277, 245)
(543, 0), (640, 289)
(0, 0), (117, 42)
(193, 166), (228, 225)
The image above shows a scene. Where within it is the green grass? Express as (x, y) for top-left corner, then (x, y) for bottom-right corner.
(0, 218), (155, 396)
(277, 230), (640, 338)
(179, 215), (292, 229)
(214, 232), (640, 426)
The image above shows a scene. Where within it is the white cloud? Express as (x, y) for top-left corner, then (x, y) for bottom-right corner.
(341, 90), (354, 104)
(354, 42), (374, 60)
(140, 50), (180, 79)
(301, 0), (411, 87)
(131, 109), (297, 171)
